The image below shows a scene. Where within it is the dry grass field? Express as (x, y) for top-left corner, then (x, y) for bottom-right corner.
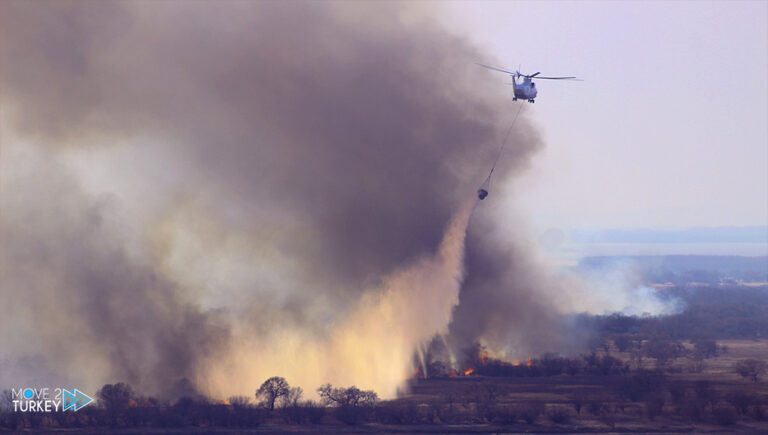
(380, 339), (768, 433)
(5, 341), (766, 433)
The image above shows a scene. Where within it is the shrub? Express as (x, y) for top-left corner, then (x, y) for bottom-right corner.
(712, 405), (737, 426)
(375, 403), (419, 424)
(519, 404), (544, 424)
(726, 392), (755, 415)
(490, 406), (517, 424)
(734, 359), (767, 383)
(283, 402), (324, 425)
(752, 405), (766, 421)
(643, 393), (665, 420)
(334, 405), (373, 425)
(547, 406), (571, 424)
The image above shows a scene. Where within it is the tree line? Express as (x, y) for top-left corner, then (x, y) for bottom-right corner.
(0, 377), (379, 429)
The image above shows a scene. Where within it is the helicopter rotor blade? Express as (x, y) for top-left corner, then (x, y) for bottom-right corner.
(476, 63), (517, 75)
(478, 63), (582, 81)
(532, 76), (581, 80)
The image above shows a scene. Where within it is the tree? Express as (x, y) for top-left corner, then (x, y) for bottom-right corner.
(317, 384), (378, 425)
(97, 382), (134, 426)
(280, 387), (303, 408)
(317, 384), (377, 408)
(97, 382), (134, 412)
(614, 335), (633, 352)
(734, 359), (767, 383)
(644, 338), (684, 368)
(256, 377), (290, 410)
(691, 339), (719, 359)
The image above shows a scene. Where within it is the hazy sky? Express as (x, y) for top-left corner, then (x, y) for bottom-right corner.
(441, 0), (767, 231)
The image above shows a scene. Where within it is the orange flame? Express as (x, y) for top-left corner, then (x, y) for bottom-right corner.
(479, 350), (488, 365)
(129, 398), (157, 407)
(405, 366), (425, 380)
(463, 367), (474, 375)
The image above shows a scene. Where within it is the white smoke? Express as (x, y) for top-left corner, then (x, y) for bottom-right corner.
(536, 251), (685, 317)
(563, 266), (684, 316)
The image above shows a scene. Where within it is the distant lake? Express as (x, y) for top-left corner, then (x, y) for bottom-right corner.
(558, 242), (768, 261)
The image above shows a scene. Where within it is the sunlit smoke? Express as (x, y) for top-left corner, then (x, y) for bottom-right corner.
(202, 199), (477, 398)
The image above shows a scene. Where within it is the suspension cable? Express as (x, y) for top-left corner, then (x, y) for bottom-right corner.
(482, 103), (525, 191)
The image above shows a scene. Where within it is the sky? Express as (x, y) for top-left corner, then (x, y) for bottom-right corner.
(441, 0), (768, 232)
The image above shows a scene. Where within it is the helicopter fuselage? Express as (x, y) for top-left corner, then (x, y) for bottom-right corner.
(512, 77), (537, 103)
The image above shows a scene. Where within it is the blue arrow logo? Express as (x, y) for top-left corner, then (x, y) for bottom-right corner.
(62, 389), (94, 411)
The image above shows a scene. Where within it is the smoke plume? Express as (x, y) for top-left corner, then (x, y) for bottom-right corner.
(0, 1), (588, 399)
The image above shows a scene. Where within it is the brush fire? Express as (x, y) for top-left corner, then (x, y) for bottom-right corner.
(408, 344), (537, 379)
(457, 355), (538, 377)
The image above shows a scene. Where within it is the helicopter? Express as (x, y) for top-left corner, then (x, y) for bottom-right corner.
(477, 63), (579, 103)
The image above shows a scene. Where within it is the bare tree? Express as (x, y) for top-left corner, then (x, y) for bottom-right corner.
(691, 339), (719, 359)
(734, 359), (767, 383)
(97, 382), (134, 426)
(317, 384), (377, 425)
(280, 387), (303, 408)
(317, 384), (378, 407)
(644, 338), (684, 369)
(256, 376), (290, 410)
(97, 382), (134, 412)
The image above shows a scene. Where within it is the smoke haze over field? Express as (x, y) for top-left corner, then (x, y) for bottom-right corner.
(0, 1), (677, 399)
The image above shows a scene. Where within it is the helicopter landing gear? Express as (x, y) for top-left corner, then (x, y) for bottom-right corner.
(528, 99), (535, 103)
(512, 97), (518, 101)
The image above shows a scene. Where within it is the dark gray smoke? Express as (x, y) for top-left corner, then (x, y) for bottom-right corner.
(0, 146), (229, 397)
(0, 1), (566, 398)
(453, 217), (580, 360)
